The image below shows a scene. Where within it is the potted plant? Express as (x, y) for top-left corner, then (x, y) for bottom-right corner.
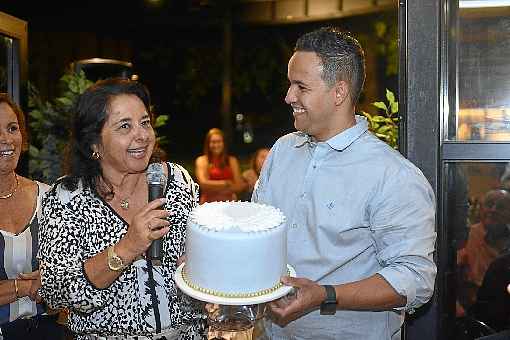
(361, 88), (399, 149)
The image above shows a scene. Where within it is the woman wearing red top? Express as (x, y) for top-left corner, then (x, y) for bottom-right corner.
(195, 128), (245, 204)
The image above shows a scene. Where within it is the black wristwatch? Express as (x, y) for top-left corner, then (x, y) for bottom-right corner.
(320, 285), (337, 315)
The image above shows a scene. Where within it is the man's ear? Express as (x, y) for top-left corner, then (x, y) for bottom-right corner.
(334, 80), (350, 106)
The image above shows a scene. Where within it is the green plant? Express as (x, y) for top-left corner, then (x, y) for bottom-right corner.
(28, 70), (93, 183)
(374, 16), (398, 77)
(361, 89), (399, 149)
(153, 113), (169, 147)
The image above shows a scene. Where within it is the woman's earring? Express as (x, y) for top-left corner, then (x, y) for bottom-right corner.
(92, 151), (101, 160)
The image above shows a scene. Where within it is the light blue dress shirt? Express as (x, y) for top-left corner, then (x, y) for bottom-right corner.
(253, 116), (437, 340)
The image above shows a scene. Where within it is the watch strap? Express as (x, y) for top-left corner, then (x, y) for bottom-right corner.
(320, 285), (337, 315)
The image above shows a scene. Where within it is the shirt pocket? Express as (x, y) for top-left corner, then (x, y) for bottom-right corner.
(317, 197), (373, 249)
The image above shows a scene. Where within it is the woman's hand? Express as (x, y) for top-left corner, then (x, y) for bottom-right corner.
(17, 270), (43, 303)
(83, 197), (172, 289)
(117, 198), (171, 261)
(177, 255), (186, 267)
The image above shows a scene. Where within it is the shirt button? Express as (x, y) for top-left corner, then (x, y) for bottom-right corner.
(313, 165), (317, 169)
(292, 223), (298, 228)
(301, 193), (306, 198)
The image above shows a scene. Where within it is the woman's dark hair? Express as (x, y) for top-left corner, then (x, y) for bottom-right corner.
(0, 93), (29, 152)
(203, 128), (229, 168)
(62, 78), (152, 197)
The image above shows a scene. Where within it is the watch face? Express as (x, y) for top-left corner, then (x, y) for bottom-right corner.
(109, 254), (124, 271)
(110, 257), (123, 270)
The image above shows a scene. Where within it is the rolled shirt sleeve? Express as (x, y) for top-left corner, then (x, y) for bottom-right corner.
(370, 165), (437, 311)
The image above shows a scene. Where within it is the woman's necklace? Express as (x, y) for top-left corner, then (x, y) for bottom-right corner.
(119, 198), (130, 210)
(118, 175), (141, 210)
(0, 174), (19, 200)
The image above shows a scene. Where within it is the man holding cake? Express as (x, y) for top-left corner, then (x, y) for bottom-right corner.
(252, 27), (437, 339)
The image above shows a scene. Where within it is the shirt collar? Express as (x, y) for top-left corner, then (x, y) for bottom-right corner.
(293, 115), (369, 151)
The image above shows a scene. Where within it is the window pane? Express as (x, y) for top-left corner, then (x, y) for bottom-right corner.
(452, 5), (510, 141)
(447, 162), (510, 336)
(0, 35), (12, 93)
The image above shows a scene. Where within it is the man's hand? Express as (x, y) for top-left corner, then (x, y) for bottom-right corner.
(268, 276), (327, 327)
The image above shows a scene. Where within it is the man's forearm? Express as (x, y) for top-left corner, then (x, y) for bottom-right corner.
(334, 274), (406, 311)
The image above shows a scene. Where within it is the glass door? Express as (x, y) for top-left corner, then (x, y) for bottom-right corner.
(443, 1), (510, 339)
(0, 11), (28, 174)
(0, 10), (27, 103)
(402, 0), (510, 339)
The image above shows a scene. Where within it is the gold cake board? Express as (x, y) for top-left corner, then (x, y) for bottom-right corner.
(174, 263), (296, 305)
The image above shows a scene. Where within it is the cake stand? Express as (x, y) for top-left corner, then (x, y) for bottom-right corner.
(174, 263), (296, 306)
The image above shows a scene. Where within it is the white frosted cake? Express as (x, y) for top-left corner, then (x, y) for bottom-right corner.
(183, 201), (287, 298)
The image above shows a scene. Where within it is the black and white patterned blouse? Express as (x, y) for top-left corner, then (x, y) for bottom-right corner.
(37, 163), (205, 339)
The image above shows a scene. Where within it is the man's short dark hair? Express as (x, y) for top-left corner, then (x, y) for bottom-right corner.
(295, 27), (366, 105)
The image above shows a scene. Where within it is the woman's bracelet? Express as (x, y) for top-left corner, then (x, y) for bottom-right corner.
(13, 278), (19, 298)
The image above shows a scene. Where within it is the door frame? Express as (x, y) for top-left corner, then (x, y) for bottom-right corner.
(400, 0), (442, 339)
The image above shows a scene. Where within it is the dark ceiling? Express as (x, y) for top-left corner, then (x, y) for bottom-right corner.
(0, 0), (228, 31)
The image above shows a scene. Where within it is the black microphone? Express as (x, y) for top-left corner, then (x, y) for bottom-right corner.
(146, 163), (167, 265)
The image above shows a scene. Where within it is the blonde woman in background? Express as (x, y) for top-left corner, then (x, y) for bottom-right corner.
(195, 128), (245, 203)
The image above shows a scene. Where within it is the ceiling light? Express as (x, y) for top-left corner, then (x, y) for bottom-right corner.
(459, 0), (510, 8)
